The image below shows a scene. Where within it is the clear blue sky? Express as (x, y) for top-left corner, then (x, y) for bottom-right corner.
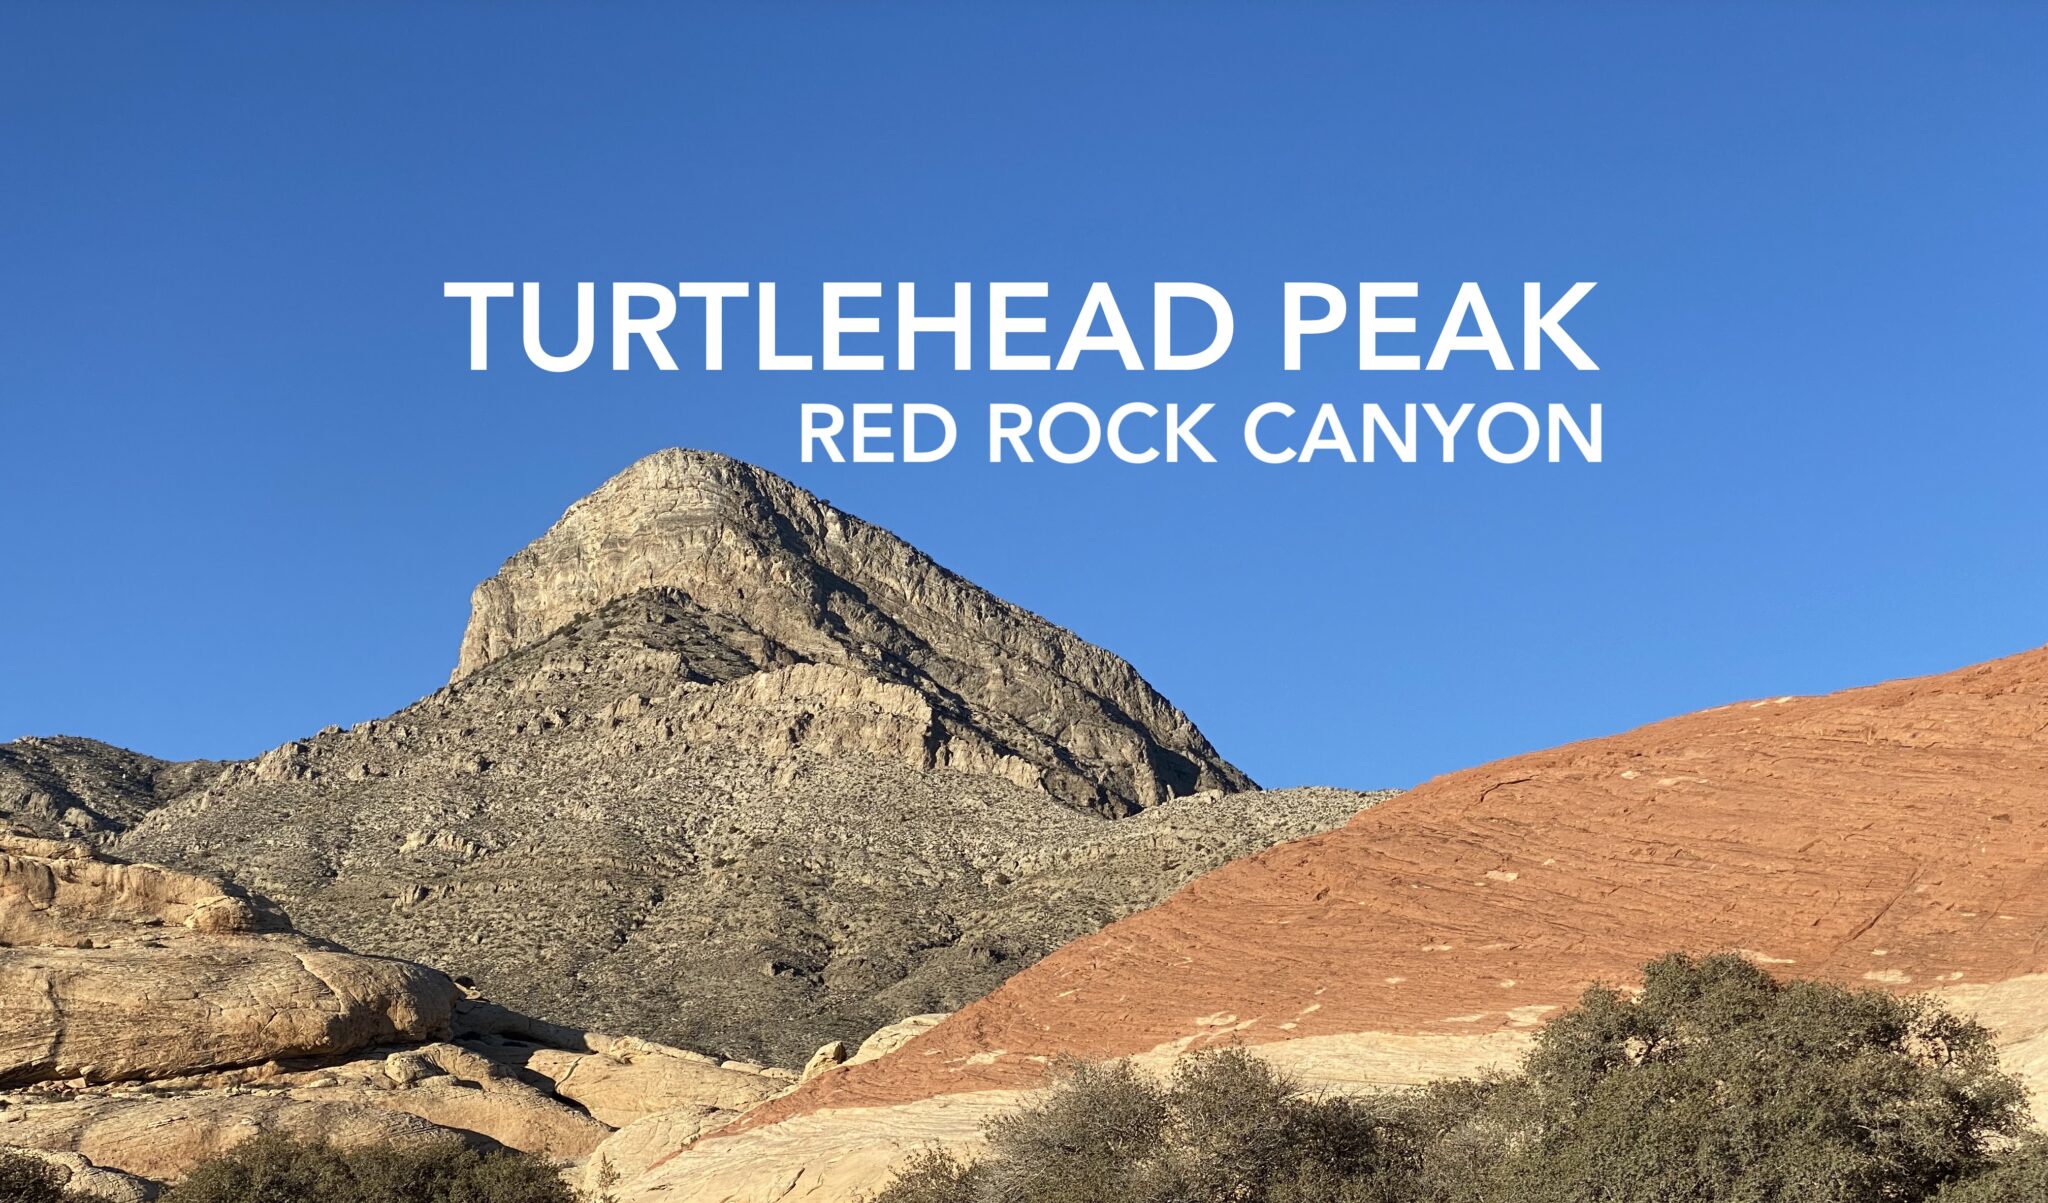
(4, 4), (2044, 790)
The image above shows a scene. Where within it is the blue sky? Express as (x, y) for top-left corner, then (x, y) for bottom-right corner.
(3, 3), (2044, 790)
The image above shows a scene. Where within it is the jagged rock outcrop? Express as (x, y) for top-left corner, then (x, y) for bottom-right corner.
(625, 645), (2048, 1203)
(451, 449), (1251, 816)
(108, 451), (1378, 1066)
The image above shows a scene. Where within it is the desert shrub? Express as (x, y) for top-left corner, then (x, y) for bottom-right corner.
(872, 953), (2042, 1203)
(161, 1133), (576, 1203)
(0, 1150), (90, 1203)
(872, 1149), (985, 1203)
(972, 1057), (1169, 1203)
(1931, 1138), (2048, 1202)
(875, 1049), (1429, 1203)
(1471, 953), (2031, 1203)
(1152, 1051), (1391, 1203)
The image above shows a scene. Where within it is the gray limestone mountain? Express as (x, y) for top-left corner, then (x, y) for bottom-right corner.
(450, 448), (1251, 816)
(8, 450), (1386, 1068)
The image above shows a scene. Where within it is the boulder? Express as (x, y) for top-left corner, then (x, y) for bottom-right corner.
(845, 1013), (949, 1066)
(0, 1149), (157, 1202)
(799, 1040), (847, 1082)
(0, 837), (454, 1087)
(474, 1032), (788, 1129)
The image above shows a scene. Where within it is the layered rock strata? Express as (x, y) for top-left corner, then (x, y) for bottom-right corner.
(451, 449), (1251, 816)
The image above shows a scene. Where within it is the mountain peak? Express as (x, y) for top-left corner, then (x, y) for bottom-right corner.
(106, 452), (1327, 1067)
(453, 450), (1252, 815)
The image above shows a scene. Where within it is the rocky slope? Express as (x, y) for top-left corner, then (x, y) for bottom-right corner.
(0, 738), (217, 843)
(631, 646), (2048, 1202)
(88, 450), (1379, 1067)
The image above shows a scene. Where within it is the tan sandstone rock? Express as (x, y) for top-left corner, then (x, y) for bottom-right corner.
(0, 1092), (462, 1184)
(1, 1148), (156, 1203)
(799, 1041), (846, 1083)
(844, 1014), (949, 1067)
(0, 838), (453, 1087)
(0, 798), (846, 1192)
(496, 1035), (787, 1129)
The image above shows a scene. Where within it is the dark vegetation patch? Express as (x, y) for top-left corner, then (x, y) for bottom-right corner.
(876, 954), (2043, 1203)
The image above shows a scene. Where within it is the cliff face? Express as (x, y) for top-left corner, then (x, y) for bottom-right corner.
(452, 449), (1251, 816)
(630, 644), (2048, 1203)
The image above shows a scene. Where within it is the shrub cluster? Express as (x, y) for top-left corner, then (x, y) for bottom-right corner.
(875, 954), (2042, 1203)
(160, 1134), (578, 1203)
(0, 1151), (93, 1203)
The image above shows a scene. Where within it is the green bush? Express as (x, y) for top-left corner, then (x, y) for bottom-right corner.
(873, 953), (2042, 1203)
(0, 1150), (91, 1203)
(1930, 1139), (2048, 1202)
(1473, 953), (2031, 1203)
(161, 1133), (577, 1203)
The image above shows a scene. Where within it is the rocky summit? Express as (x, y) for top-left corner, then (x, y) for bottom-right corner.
(451, 448), (1251, 816)
(7, 450), (1382, 1069)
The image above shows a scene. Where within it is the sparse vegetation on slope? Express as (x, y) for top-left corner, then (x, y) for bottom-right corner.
(875, 954), (2041, 1203)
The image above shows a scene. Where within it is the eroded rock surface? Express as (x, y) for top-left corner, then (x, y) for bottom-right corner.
(0, 1149), (156, 1203)
(1, 1092), (471, 1188)
(0, 835), (799, 1191)
(0, 833), (452, 1087)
